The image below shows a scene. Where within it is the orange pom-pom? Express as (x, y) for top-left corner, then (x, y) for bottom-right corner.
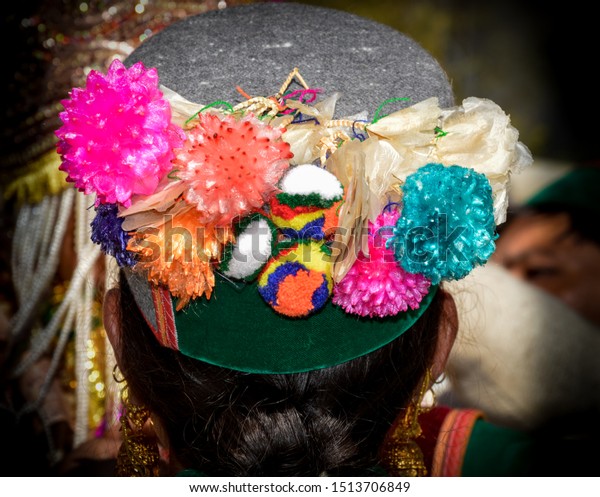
(127, 208), (234, 310)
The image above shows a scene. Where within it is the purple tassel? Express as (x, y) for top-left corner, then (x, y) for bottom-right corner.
(90, 204), (136, 267)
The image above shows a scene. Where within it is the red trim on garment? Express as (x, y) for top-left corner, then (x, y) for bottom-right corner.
(151, 286), (178, 350)
(416, 405), (452, 475)
(430, 408), (484, 476)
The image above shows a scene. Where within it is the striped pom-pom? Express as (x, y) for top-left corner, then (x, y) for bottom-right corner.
(257, 241), (333, 317)
(270, 163), (343, 241)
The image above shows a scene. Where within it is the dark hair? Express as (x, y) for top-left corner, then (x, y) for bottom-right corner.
(117, 272), (444, 476)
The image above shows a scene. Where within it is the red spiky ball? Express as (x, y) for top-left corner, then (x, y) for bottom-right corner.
(176, 113), (293, 226)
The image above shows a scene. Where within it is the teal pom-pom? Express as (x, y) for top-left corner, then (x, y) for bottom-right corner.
(390, 163), (497, 284)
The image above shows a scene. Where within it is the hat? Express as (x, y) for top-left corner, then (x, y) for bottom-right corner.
(55, 2), (531, 373)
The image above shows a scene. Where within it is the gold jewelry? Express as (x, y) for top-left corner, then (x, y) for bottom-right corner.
(115, 387), (160, 477)
(112, 364), (125, 384)
(379, 369), (432, 477)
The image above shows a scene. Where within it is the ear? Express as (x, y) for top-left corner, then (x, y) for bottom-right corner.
(431, 289), (459, 379)
(103, 287), (123, 367)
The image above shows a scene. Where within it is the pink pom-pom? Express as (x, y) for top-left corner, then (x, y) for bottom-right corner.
(176, 113), (293, 226)
(332, 209), (431, 317)
(56, 59), (185, 206)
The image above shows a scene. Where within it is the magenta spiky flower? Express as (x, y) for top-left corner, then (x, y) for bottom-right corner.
(56, 59), (185, 206)
(333, 209), (431, 317)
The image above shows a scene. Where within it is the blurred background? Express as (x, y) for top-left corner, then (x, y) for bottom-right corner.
(2, 0), (597, 200)
(1, 0), (598, 476)
(295, 0), (599, 204)
(301, 0), (597, 166)
(2, 0), (598, 160)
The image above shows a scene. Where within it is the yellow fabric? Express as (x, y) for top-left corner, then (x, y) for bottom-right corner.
(4, 150), (68, 205)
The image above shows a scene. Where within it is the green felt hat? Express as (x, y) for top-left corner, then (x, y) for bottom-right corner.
(126, 270), (438, 374)
(58, 2), (529, 375)
(117, 3), (452, 374)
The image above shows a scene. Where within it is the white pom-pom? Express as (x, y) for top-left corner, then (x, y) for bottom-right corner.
(280, 164), (343, 200)
(222, 217), (273, 279)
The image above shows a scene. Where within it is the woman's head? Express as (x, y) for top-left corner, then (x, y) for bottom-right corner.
(104, 271), (457, 476)
(53, 1), (528, 477)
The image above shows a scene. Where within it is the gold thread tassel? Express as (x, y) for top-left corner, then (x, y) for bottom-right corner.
(116, 388), (160, 477)
(379, 371), (431, 476)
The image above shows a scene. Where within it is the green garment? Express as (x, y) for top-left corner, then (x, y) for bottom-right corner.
(462, 419), (535, 476)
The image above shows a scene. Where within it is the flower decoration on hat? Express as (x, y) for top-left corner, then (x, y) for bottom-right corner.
(333, 207), (431, 318)
(126, 209), (235, 310)
(176, 113), (292, 225)
(56, 62), (532, 323)
(56, 60), (185, 206)
(390, 163), (496, 284)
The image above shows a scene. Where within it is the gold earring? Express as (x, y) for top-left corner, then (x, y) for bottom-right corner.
(379, 369), (432, 477)
(115, 386), (160, 477)
(112, 364), (125, 384)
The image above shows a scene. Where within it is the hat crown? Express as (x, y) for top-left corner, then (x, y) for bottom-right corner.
(126, 2), (454, 118)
